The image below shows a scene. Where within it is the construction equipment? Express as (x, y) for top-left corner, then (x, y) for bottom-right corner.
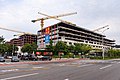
(31, 12), (77, 30)
(0, 26), (25, 33)
(0, 26), (36, 36)
(93, 25), (109, 32)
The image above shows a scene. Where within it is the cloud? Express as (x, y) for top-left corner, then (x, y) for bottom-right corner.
(0, 0), (120, 44)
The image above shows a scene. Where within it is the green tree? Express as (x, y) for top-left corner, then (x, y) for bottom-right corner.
(74, 43), (82, 54)
(0, 36), (7, 55)
(74, 43), (92, 55)
(21, 43), (38, 54)
(31, 42), (38, 51)
(46, 40), (54, 51)
(68, 45), (75, 52)
(0, 36), (5, 44)
(108, 49), (120, 58)
(5, 44), (12, 53)
(80, 44), (92, 54)
(21, 43), (33, 54)
(54, 41), (68, 55)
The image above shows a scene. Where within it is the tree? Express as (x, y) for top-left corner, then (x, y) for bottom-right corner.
(21, 43), (38, 54)
(0, 36), (5, 44)
(74, 43), (82, 54)
(46, 40), (54, 51)
(108, 49), (120, 58)
(0, 36), (6, 55)
(31, 42), (38, 51)
(80, 44), (92, 55)
(21, 43), (33, 54)
(74, 43), (92, 55)
(68, 45), (75, 52)
(54, 41), (68, 55)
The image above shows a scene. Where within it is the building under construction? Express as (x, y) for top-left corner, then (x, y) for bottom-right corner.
(19, 34), (37, 46)
(37, 22), (115, 50)
(8, 34), (37, 47)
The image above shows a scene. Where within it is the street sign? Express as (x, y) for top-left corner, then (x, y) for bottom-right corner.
(45, 35), (50, 43)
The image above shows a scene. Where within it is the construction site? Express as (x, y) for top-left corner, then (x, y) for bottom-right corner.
(0, 12), (115, 54)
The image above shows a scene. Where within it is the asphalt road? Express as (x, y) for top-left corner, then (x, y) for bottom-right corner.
(0, 59), (120, 80)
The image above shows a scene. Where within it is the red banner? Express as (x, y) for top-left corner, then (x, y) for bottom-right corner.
(45, 27), (50, 34)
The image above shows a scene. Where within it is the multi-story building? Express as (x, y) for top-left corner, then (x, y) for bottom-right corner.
(37, 22), (115, 50)
(7, 34), (37, 53)
(10, 38), (22, 46)
(19, 34), (37, 46)
(7, 34), (37, 47)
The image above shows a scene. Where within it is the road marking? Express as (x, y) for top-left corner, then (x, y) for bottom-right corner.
(78, 64), (93, 67)
(100, 65), (112, 69)
(0, 69), (19, 73)
(33, 67), (43, 69)
(0, 73), (39, 80)
(64, 78), (69, 80)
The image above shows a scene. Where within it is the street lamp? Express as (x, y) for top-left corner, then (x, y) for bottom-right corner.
(102, 28), (109, 60)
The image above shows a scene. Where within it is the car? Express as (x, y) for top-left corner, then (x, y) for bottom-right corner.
(7, 56), (12, 59)
(20, 55), (29, 60)
(39, 56), (52, 61)
(29, 55), (38, 61)
(11, 56), (19, 62)
(0, 57), (5, 62)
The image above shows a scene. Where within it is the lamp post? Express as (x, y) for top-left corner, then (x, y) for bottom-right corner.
(102, 28), (109, 60)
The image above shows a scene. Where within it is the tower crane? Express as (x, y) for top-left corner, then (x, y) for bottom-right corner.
(31, 12), (77, 30)
(0, 26), (36, 36)
(93, 25), (109, 32)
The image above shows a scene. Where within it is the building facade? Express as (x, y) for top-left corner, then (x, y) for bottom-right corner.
(19, 34), (37, 46)
(6, 34), (37, 53)
(10, 38), (22, 46)
(8, 34), (37, 47)
(37, 22), (115, 50)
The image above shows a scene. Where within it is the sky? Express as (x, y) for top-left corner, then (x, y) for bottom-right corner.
(0, 0), (120, 44)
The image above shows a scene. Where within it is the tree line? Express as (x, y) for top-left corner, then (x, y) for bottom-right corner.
(46, 40), (92, 57)
(1, 36), (120, 59)
(0, 36), (37, 56)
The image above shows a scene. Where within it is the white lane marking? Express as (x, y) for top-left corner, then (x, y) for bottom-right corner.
(0, 73), (39, 80)
(0, 69), (19, 73)
(78, 64), (93, 67)
(33, 67), (43, 69)
(100, 65), (112, 69)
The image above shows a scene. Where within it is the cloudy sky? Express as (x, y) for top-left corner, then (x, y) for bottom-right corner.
(0, 0), (120, 44)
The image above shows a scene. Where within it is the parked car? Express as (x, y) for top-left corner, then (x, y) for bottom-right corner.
(11, 56), (19, 62)
(0, 57), (5, 62)
(20, 55), (29, 60)
(39, 56), (52, 61)
(29, 55), (38, 61)
(7, 56), (12, 59)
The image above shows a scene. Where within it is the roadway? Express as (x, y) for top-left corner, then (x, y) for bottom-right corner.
(0, 59), (120, 80)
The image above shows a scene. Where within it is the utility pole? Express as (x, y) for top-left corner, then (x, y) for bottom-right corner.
(102, 28), (109, 59)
